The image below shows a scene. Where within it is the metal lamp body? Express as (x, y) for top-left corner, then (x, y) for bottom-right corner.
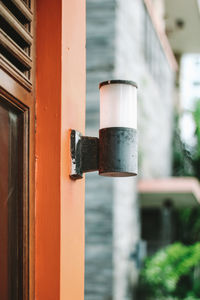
(99, 127), (137, 177)
(70, 79), (138, 180)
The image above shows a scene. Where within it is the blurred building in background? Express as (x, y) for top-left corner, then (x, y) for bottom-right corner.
(85, 0), (200, 299)
(180, 54), (200, 145)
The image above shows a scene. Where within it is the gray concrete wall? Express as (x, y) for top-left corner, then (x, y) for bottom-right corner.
(85, 1), (115, 300)
(115, 0), (175, 179)
(85, 174), (114, 300)
(113, 178), (140, 300)
(86, 0), (116, 135)
(85, 0), (175, 299)
(113, 2), (175, 294)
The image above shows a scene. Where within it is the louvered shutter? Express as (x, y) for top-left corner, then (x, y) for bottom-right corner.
(0, 0), (33, 90)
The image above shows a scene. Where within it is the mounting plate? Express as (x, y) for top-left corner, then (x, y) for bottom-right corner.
(70, 130), (99, 180)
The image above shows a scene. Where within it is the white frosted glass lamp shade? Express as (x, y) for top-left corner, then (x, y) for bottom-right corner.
(99, 80), (138, 129)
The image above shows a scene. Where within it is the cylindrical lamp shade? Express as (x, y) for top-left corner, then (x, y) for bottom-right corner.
(99, 80), (138, 177)
(100, 80), (137, 129)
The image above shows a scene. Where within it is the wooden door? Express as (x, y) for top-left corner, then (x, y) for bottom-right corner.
(0, 0), (35, 299)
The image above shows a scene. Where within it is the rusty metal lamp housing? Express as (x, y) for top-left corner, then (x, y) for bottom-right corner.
(70, 80), (138, 180)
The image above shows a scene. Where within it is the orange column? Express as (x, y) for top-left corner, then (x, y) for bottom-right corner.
(36, 0), (85, 299)
(60, 0), (86, 299)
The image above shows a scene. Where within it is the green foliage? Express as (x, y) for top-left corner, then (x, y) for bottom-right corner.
(172, 99), (200, 244)
(139, 243), (200, 299)
(173, 99), (200, 180)
(139, 103), (200, 299)
(193, 100), (200, 157)
(172, 114), (194, 178)
(177, 208), (200, 244)
(192, 100), (200, 179)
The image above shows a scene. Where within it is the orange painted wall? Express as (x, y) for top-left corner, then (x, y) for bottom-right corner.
(36, 0), (85, 299)
(60, 0), (86, 298)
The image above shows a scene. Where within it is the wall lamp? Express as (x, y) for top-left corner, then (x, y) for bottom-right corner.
(70, 79), (138, 180)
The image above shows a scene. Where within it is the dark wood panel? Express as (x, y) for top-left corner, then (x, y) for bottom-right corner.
(0, 97), (27, 300)
(0, 104), (9, 300)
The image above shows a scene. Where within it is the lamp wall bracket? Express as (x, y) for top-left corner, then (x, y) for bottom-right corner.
(70, 127), (138, 180)
(70, 130), (99, 180)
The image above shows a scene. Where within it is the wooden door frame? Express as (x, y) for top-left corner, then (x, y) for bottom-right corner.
(0, 0), (36, 296)
(0, 70), (35, 300)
